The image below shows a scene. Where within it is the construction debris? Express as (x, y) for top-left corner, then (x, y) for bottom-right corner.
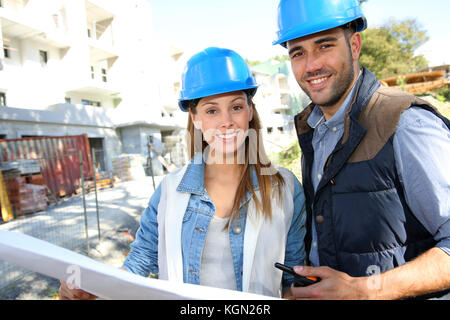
(147, 142), (177, 173)
(380, 70), (449, 95)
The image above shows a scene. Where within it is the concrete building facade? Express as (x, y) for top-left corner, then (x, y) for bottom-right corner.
(0, 1), (309, 177)
(0, 0), (187, 176)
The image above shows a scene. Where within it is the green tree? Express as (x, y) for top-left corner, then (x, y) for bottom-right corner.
(359, 18), (429, 79)
(245, 58), (261, 67)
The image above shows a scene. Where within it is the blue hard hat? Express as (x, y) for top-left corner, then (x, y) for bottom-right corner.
(178, 47), (258, 112)
(273, 0), (367, 48)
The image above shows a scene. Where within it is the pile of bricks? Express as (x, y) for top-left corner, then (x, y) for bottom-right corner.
(5, 172), (48, 217)
(19, 183), (47, 215)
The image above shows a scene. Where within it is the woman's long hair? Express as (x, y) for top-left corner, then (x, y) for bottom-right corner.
(185, 90), (285, 226)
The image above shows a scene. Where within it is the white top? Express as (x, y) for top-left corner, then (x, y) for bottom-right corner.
(200, 215), (237, 290)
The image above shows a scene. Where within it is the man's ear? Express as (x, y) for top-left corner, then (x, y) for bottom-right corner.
(350, 32), (362, 61)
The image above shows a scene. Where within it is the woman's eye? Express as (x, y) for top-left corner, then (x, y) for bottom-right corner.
(232, 105), (243, 111)
(206, 109), (217, 115)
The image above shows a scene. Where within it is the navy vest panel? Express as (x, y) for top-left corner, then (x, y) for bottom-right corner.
(322, 135), (436, 277)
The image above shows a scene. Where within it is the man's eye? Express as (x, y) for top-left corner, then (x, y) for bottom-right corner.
(291, 51), (304, 58)
(321, 44), (333, 49)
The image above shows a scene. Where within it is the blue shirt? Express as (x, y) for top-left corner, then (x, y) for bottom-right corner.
(307, 81), (450, 266)
(122, 154), (307, 292)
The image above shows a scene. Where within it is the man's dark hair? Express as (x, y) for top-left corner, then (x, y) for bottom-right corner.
(342, 20), (358, 39)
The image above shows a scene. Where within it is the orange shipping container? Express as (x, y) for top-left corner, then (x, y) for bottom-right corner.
(0, 135), (93, 197)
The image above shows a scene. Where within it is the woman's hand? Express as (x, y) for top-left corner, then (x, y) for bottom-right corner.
(58, 280), (97, 300)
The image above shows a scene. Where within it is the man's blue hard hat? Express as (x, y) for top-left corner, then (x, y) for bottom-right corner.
(178, 47), (258, 112)
(273, 0), (367, 48)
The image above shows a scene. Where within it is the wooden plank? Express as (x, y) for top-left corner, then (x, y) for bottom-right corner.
(0, 170), (14, 222)
(388, 79), (449, 95)
(381, 70), (446, 86)
(147, 143), (177, 172)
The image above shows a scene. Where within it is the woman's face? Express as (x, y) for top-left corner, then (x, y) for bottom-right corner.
(190, 91), (253, 160)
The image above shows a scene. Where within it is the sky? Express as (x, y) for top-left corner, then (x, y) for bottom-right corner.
(147, 0), (449, 66)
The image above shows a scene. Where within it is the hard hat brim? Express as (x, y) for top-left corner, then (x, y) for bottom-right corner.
(178, 85), (258, 112)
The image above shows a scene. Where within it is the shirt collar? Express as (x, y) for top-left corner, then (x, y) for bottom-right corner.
(176, 152), (259, 196)
(307, 71), (362, 129)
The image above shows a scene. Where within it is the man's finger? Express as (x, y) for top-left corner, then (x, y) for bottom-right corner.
(294, 265), (331, 279)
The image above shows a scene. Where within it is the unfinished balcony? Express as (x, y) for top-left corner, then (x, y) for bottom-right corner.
(0, 0), (70, 49)
(85, 0), (117, 63)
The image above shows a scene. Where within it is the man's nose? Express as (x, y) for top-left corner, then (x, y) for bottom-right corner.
(305, 52), (324, 75)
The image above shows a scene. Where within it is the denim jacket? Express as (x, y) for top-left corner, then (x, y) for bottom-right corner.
(123, 153), (307, 295)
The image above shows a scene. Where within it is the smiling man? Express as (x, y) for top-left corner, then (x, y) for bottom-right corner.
(288, 26), (359, 120)
(273, 0), (450, 299)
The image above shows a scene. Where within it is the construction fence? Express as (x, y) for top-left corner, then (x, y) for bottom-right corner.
(0, 135), (110, 291)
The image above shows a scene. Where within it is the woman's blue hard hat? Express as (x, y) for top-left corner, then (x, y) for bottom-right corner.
(178, 47), (258, 112)
(273, 0), (367, 48)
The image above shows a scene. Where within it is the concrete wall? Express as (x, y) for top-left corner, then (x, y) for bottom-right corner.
(118, 125), (164, 175)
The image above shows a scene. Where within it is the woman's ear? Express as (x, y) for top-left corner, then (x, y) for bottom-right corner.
(189, 110), (202, 130)
(249, 103), (254, 122)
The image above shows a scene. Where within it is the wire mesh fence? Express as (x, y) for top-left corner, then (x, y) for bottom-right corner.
(0, 136), (166, 298)
(0, 138), (102, 291)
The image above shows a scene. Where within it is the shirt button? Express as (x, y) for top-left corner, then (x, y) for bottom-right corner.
(316, 215), (324, 224)
(312, 241), (317, 248)
(333, 127), (337, 132)
(317, 174), (322, 180)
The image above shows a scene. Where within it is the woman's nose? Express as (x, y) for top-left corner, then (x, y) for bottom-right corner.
(219, 111), (234, 128)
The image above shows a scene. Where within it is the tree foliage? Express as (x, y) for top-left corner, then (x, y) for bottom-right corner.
(359, 18), (429, 79)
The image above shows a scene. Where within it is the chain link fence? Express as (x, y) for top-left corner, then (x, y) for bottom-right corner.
(0, 150), (102, 292)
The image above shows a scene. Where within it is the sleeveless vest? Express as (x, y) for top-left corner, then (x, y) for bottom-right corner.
(157, 164), (296, 297)
(295, 68), (450, 298)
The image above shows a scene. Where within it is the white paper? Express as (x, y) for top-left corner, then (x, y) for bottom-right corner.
(0, 230), (275, 300)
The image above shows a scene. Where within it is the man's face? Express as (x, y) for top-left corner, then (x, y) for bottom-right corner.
(287, 27), (360, 110)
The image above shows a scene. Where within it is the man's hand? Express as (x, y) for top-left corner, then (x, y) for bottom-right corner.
(291, 248), (450, 300)
(290, 266), (369, 300)
(59, 280), (97, 300)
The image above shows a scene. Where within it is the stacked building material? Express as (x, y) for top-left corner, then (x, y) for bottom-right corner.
(3, 170), (48, 217)
(19, 183), (48, 215)
(111, 154), (146, 182)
